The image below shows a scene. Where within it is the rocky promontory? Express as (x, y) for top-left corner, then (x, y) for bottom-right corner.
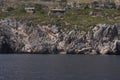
(0, 18), (120, 55)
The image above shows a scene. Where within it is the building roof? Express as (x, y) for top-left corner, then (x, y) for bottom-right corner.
(50, 9), (66, 11)
(25, 7), (35, 10)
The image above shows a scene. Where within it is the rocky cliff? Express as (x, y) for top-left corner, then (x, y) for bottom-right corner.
(0, 18), (120, 55)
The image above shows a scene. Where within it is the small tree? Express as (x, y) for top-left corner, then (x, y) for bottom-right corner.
(61, 0), (67, 2)
(34, 4), (42, 11)
(6, 7), (14, 11)
(84, 4), (89, 9)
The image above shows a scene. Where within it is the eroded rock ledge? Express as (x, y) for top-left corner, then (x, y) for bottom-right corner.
(0, 18), (120, 55)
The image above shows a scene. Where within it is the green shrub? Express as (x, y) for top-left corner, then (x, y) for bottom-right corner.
(34, 4), (42, 11)
(6, 7), (15, 12)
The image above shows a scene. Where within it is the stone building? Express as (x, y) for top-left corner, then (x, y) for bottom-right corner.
(48, 8), (66, 16)
(25, 7), (35, 13)
(114, 0), (120, 9)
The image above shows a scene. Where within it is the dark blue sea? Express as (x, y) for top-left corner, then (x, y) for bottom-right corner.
(0, 54), (120, 80)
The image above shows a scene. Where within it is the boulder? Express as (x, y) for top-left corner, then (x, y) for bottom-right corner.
(100, 46), (111, 55)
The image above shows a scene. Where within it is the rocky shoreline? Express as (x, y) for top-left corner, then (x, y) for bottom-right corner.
(0, 18), (120, 55)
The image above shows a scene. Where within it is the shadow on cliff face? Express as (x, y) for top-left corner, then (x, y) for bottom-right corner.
(0, 42), (14, 53)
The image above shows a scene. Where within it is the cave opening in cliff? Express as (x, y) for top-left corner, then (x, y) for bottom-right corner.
(0, 42), (14, 53)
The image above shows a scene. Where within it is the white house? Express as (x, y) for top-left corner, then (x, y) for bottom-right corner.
(25, 7), (35, 13)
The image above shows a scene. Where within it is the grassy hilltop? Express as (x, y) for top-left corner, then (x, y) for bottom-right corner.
(67, 0), (114, 2)
(0, 0), (120, 31)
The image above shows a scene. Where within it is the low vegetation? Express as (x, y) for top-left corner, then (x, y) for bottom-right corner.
(0, 0), (120, 31)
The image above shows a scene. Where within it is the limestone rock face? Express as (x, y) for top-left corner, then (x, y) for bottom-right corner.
(100, 46), (111, 55)
(93, 24), (118, 41)
(0, 18), (120, 54)
(112, 40), (120, 54)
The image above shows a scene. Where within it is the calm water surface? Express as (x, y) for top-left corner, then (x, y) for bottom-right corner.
(0, 54), (120, 80)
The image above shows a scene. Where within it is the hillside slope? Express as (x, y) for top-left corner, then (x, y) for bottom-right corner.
(67, 0), (114, 3)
